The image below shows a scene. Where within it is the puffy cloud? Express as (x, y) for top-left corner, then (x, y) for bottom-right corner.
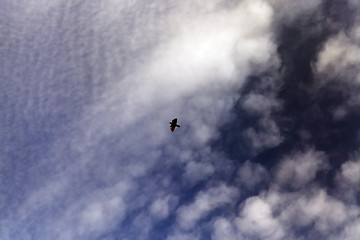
(69, 1), (276, 237)
(6, 0), (360, 240)
(242, 93), (282, 115)
(212, 218), (237, 240)
(177, 184), (239, 230)
(335, 155), (360, 202)
(275, 148), (328, 189)
(329, 219), (360, 240)
(278, 189), (356, 235)
(338, 159), (360, 185)
(210, 186), (360, 240)
(184, 161), (215, 185)
(149, 195), (178, 219)
(316, 29), (360, 84)
(237, 160), (269, 190)
(50, 182), (131, 239)
(240, 75), (284, 153)
(98, 0), (276, 129)
(166, 231), (199, 240)
(236, 196), (285, 240)
(245, 118), (283, 152)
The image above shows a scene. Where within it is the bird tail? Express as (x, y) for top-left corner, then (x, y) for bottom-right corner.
(177, 125), (180, 128)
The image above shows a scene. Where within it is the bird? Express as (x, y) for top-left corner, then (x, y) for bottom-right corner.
(169, 118), (180, 132)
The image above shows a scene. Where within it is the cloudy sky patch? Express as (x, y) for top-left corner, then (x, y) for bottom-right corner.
(2, 0), (360, 239)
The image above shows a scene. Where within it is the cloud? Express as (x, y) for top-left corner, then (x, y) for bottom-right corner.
(4, 0), (360, 240)
(177, 184), (239, 230)
(268, 0), (322, 23)
(242, 93), (282, 115)
(278, 189), (356, 235)
(210, 185), (360, 240)
(209, 151), (359, 239)
(99, 0), (276, 129)
(2, 0), (278, 238)
(184, 161), (215, 185)
(236, 196), (286, 240)
(329, 219), (360, 240)
(166, 231), (199, 240)
(338, 159), (360, 185)
(236, 160), (269, 190)
(335, 154), (360, 202)
(316, 28), (360, 84)
(245, 118), (283, 152)
(239, 75), (284, 153)
(313, 24), (360, 119)
(49, 181), (131, 239)
(211, 218), (237, 240)
(275, 148), (328, 189)
(212, 218), (237, 240)
(149, 195), (178, 219)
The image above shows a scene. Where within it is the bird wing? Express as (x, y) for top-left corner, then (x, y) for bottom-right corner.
(172, 118), (177, 124)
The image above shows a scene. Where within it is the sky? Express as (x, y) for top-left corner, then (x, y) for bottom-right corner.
(1, 0), (360, 239)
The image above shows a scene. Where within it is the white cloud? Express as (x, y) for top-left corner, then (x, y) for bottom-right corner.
(335, 155), (360, 202)
(329, 219), (360, 240)
(98, 0), (276, 130)
(245, 118), (283, 152)
(184, 161), (215, 185)
(132, 212), (153, 240)
(240, 75), (284, 153)
(242, 93), (282, 115)
(339, 159), (360, 185)
(21, 0), (62, 16)
(209, 185), (360, 240)
(166, 231), (199, 240)
(8, 1), (360, 240)
(2, 0), (281, 239)
(275, 148), (328, 188)
(149, 195), (178, 219)
(50, 181), (131, 239)
(212, 218), (237, 240)
(68, 1), (276, 235)
(297, 190), (348, 233)
(316, 28), (360, 84)
(236, 196), (285, 240)
(177, 184), (239, 230)
(278, 189), (355, 234)
(237, 160), (269, 190)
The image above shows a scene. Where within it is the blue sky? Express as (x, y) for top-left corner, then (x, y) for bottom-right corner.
(1, 0), (360, 239)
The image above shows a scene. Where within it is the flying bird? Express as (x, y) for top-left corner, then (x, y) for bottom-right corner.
(169, 118), (180, 132)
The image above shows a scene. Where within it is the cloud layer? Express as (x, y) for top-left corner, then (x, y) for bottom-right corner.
(1, 0), (360, 240)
